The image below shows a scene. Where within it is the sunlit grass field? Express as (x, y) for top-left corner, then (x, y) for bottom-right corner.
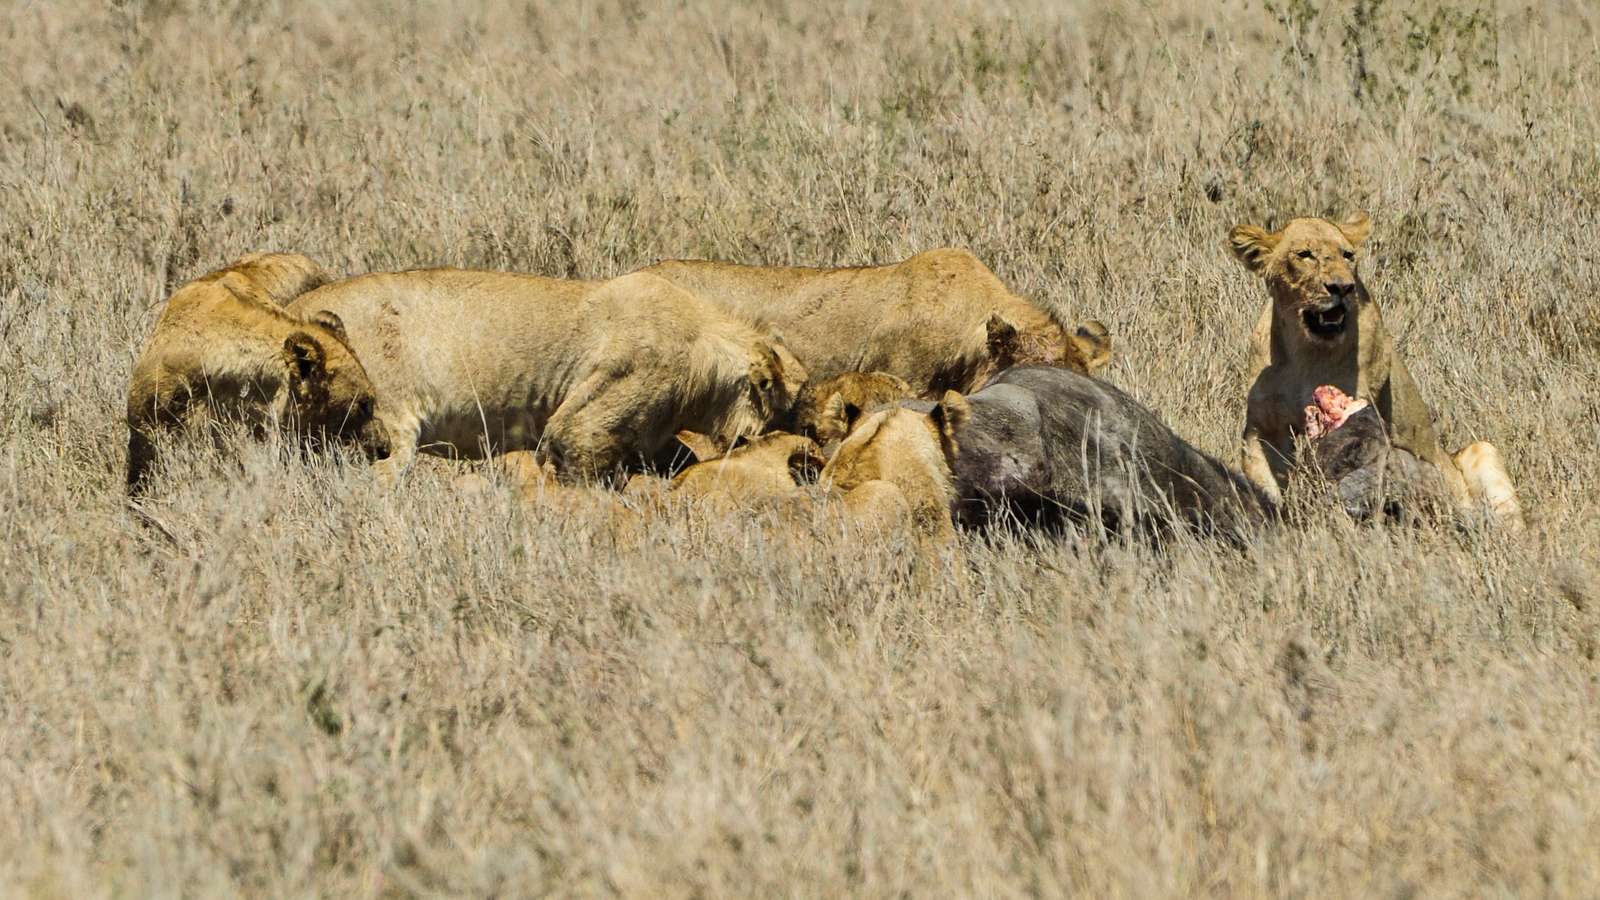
(2, 0), (1598, 894)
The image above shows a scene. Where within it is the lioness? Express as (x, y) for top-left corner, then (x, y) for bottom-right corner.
(639, 248), (1112, 395)
(126, 252), (385, 492)
(287, 269), (808, 483)
(1228, 212), (1524, 527)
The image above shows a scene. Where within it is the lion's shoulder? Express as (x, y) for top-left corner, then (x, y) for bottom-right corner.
(646, 248), (988, 283)
(900, 246), (990, 274)
(190, 252), (333, 307)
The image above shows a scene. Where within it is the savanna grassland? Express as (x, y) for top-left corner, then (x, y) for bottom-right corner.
(4, 0), (1600, 895)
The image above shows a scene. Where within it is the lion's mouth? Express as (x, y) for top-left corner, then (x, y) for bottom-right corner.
(1301, 300), (1349, 339)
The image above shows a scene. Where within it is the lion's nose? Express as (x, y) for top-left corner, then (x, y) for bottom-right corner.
(1326, 280), (1356, 299)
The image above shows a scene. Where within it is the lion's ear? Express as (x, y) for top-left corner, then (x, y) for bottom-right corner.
(930, 390), (972, 461)
(309, 309), (349, 344)
(985, 312), (1020, 361)
(768, 339), (808, 392)
(283, 332), (327, 385)
(218, 272), (272, 307)
(674, 429), (723, 463)
(839, 410), (884, 447)
(1228, 225), (1280, 272)
(1340, 211), (1373, 246)
(748, 345), (779, 398)
(815, 391), (851, 440)
(1073, 320), (1113, 373)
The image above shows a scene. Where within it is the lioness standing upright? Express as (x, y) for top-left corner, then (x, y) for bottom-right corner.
(639, 248), (1112, 396)
(287, 269), (807, 483)
(1227, 212), (1523, 527)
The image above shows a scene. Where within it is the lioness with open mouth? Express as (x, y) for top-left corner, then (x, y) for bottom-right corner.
(1228, 212), (1523, 528)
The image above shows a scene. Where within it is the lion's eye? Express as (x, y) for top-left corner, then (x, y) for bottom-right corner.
(1341, 250), (1355, 261)
(1296, 249), (1316, 261)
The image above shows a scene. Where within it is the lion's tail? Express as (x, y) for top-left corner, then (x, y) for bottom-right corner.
(126, 427), (157, 495)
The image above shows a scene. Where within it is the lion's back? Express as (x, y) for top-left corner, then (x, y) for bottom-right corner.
(641, 250), (1003, 381)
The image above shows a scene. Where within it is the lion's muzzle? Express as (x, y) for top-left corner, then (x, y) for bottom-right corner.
(1300, 297), (1350, 339)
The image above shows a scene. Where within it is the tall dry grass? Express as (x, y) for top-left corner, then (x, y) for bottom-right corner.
(3, 0), (1599, 895)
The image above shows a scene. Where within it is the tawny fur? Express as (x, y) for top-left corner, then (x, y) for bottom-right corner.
(454, 452), (645, 542)
(575, 432), (923, 537)
(640, 248), (1112, 396)
(193, 251), (336, 306)
(792, 371), (918, 446)
(125, 252), (383, 492)
(287, 269), (808, 483)
(819, 406), (962, 541)
(678, 370), (911, 464)
(1228, 212), (1524, 529)
(835, 479), (917, 536)
(670, 432), (824, 510)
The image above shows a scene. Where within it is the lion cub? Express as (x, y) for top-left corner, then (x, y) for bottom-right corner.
(790, 371), (918, 447)
(1228, 212), (1523, 528)
(669, 432), (825, 510)
(818, 402), (964, 542)
(126, 252), (385, 492)
(287, 270), (807, 484)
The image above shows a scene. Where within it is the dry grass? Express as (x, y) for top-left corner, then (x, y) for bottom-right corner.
(4, 0), (1600, 895)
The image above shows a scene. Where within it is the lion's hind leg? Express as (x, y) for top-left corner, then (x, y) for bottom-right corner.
(542, 368), (678, 485)
(1454, 441), (1525, 531)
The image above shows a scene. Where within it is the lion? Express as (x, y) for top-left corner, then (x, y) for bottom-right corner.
(834, 479), (916, 535)
(675, 369), (914, 465)
(125, 252), (385, 493)
(612, 431), (918, 535)
(818, 403), (964, 542)
(639, 248), (1113, 396)
(1227, 212), (1524, 528)
(790, 371), (917, 447)
(610, 435), (911, 542)
(286, 269), (808, 484)
(669, 432), (825, 510)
